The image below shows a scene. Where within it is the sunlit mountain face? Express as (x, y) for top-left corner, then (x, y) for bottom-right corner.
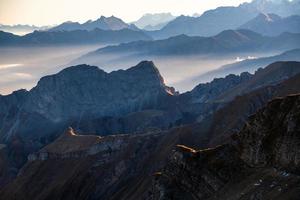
(0, 0), (300, 199)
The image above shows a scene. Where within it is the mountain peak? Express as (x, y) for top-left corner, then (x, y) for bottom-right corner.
(130, 60), (156, 70)
(59, 64), (103, 74)
(25, 61), (174, 123)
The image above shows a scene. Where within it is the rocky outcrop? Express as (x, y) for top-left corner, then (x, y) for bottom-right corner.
(25, 60), (174, 121)
(207, 72), (300, 146)
(238, 94), (300, 171)
(217, 61), (300, 102)
(1, 61), (300, 143)
(184, 72), (252, 104)
(0, 61), (175, 142)
(0, 121), (209, 200)
(151, 93), (300, 200)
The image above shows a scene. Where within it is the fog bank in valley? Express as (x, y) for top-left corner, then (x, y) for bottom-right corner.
(72, 51), (276, 92)
(0, 44), (278, 95)
(0, 45), (101, 95)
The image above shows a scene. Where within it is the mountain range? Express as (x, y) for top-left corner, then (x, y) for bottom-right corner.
(1, 0), (300, 199)
(1, 61), (300, 199)
(240, 13), (300, 36)
(0, 24), (51, 35)
(0, 28), (151, 46)
(0, 60), (300, 157)
(49, 16), (138, 32)
(192, 48), (300, 84)
(76, 30), (300, 65)
(146, 0), (300, 39)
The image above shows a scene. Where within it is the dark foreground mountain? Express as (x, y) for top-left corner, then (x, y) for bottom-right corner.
(0, 61), (176, 143)
(0, 61), (300, 155)
(50, 16), (138, 32)
(0, 28), (151, 46)
(152, 93), (300, 200)
(1, 62), (300, 199)
(240, 13), (300, 36)
(77, 30), (300, 65)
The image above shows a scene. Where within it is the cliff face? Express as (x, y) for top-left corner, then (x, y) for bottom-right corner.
(187, 72), (252, 104)
(1, 61), (300, 143)
(0, 61), (176, 142)
(152, 94), (300, 200)
(208, 72), (300, 146)
(238, 94), (300, 171)
(25, 61), (173, 121)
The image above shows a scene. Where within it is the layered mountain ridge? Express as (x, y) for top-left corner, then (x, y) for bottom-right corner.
(77, 30), (300, 65)
(146, 0), (300, 39)
(0, 61), (176, 142)
(1, 61), (300, 199)
(151, 93), (300, 200)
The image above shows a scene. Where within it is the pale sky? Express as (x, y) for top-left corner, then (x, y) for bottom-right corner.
(0, 0), (251, 26)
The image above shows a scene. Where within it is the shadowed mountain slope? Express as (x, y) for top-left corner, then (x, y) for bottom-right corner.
(152, 93), (300, 200)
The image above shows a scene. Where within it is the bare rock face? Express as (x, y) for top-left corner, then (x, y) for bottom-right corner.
(187, 72), (252, 104)
(238, 94), (300, 171)
(151, 93), (300, 200)
(0, 61), (175, 142)
(25, 60), (173, 122)
(151, 145), (248, 200)
(0, 126), (202, 200)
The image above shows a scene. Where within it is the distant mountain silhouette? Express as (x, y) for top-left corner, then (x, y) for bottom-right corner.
(78, 30), (300, 62)
(132, 13), (176, 30)
(50, 16), (137, 31)
(240, 13), (300, 36)
(193, 48), (300, 83)
(0, 24), (49, 35)
(146, 0), (300, 39)
(0, 28), (152, 46)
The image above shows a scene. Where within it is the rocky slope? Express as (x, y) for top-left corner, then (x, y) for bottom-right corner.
(1, 61), (299, 150)
(1, 61), (300, 199)
(0, 61), (175, 142)
(0, 125), (204, 200)
(216, 61), (300, 102)
(3, 92), (300, 200)
(151, 93), (300, 200)
(207, 72), (300, 146)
